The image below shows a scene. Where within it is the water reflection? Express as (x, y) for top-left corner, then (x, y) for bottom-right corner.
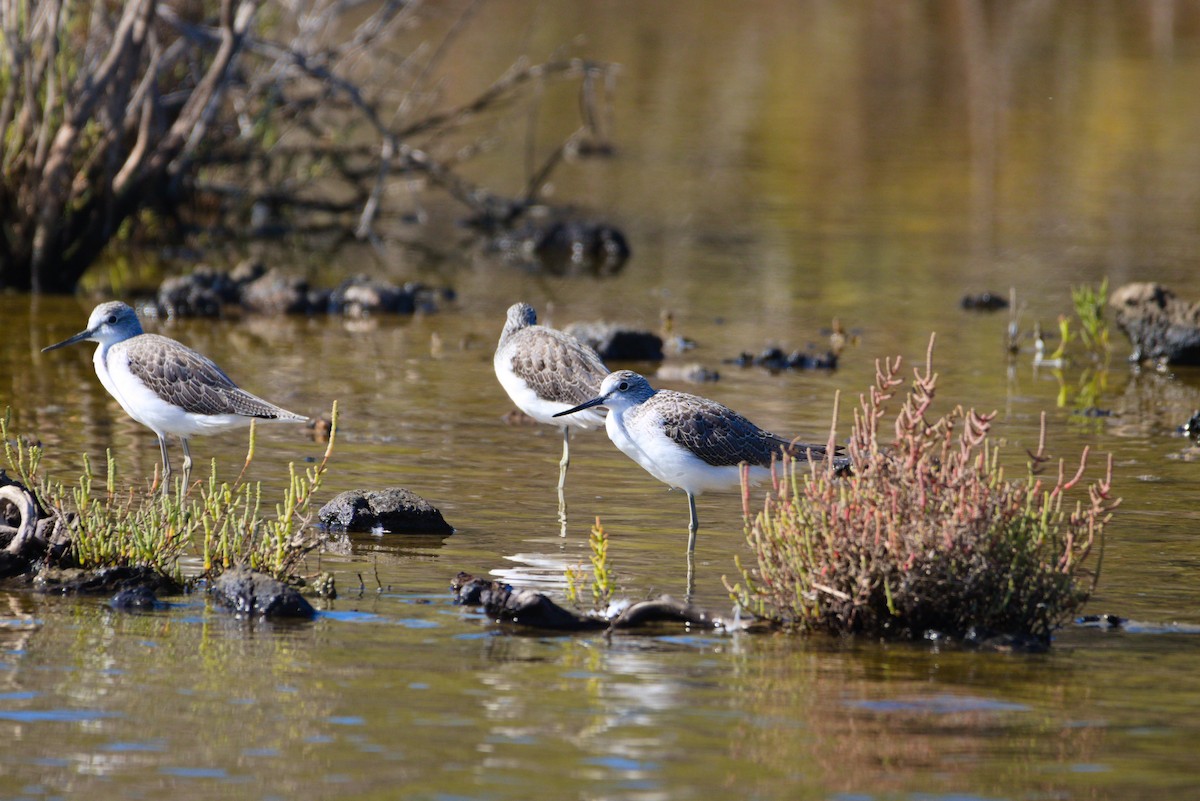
(725, 639), (1107, 796)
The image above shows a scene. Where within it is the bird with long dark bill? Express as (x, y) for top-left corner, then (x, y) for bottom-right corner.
(43, 301), (307, 485)
(555, 369), (839, 556)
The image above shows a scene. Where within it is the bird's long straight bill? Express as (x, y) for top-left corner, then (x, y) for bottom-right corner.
(553, 396), (606, 418)
(42, 329), (93, 352)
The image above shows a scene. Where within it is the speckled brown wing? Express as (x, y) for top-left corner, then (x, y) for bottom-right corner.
(506, 327), (609, 405)
(122, 335), (299, 419)
(655, 391), (825, 467)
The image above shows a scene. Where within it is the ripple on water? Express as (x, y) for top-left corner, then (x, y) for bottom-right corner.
(847, 694), (1029, 715)
(102, 739), (168, 753)
(0, 708), (122, 723)
(158, 767), (229, 779)
(318, 610), (384, 623)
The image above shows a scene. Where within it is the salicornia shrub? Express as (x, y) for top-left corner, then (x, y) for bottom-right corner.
(728, 337), (1118, 643)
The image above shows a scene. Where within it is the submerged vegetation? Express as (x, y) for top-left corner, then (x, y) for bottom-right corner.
(729, 337), (1119, 644)
(1016, 279), (1115, 415)
(1, 403), (338, 585)
(565, 517), (616, 610)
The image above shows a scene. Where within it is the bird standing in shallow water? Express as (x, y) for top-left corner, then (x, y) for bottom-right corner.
(494, 302), (609, 494)
(43, 301), (307, 486)
(555, 370), (836, 561)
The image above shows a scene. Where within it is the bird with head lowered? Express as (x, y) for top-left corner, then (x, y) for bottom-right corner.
(494, 302), (610, 492)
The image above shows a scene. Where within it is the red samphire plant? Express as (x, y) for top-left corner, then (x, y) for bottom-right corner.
(728, 336), (1119, 644)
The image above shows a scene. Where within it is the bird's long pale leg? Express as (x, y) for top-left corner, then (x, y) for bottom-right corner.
(685, 491), (699, 601)
(181, 438), (193, 486)
(558, 425), (571, 491)
(157, 434), (172, 491)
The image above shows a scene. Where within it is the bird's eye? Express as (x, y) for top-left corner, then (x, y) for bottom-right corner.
(105, 315), (117, 325)
(618, 381), (629, 391)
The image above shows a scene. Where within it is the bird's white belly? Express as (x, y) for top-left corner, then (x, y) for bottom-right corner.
(607, 410), (766, 495)
(97, 347), (249, 438)
(494, 352), (605, 429)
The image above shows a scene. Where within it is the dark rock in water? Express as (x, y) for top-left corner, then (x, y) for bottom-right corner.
(325, 277), (449, 318)
(564, 321), (664, 361)
(451, 574), (606, 631)
(155, 264), (449, 318)
(451, 572), (742, 632)
(787, 350), (835, 369)
(110, 585), (169, 611)
(157, 265), (242, 317)
(961, 291), (1010, 311)
(1076, 613), (1126, 629)
(726, 347), (838, 371)
(319, 488), (453, 534)
(1110, 282), (1200, 365)
(212, 566), (316, 619)
(241, 268), (312, 314)
(33, 566), (181, 596)
(327, 275), (415, 317)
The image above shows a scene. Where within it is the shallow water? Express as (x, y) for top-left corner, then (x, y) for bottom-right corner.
(6, 2), (1200, 798)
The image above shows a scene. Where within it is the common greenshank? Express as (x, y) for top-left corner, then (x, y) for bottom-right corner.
(43, 301), (307, 484)
(555, 370), (835, 556)
(494, 302), (609, 491)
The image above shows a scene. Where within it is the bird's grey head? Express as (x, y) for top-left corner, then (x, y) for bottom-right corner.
(597, 370), (656, 408)
(504, 302), (537, 333)
(42, 301), (144, 353)
(553, 369), (656, 419)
